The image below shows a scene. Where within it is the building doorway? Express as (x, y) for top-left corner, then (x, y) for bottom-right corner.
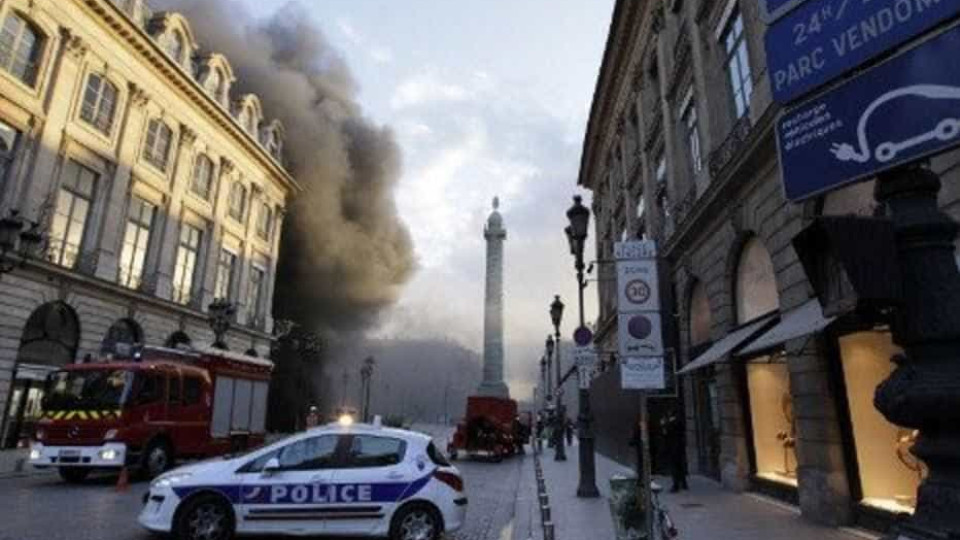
(2, 301), (80, 449)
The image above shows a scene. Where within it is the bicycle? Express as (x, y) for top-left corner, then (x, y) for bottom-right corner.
(650, 481), (679, 539)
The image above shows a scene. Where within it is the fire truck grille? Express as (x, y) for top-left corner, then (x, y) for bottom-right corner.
(46, 425), (107, 445)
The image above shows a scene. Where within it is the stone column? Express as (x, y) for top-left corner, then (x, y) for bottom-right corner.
(477, 198), (510, 399)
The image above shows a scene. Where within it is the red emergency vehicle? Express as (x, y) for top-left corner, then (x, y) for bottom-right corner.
(28, 345), (272, 483)
(447, 396), (519, 461)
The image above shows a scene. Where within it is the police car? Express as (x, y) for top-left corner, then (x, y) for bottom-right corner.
(139, 419), (466, 540)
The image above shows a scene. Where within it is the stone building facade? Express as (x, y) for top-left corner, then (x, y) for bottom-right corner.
(579, 0), (960, 531)
(0, 0), (300, 449)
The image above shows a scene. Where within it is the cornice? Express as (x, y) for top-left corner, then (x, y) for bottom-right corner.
(79, 0), (302, 195)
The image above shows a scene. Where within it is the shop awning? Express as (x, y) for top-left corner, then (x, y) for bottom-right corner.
(737, 299), (835, 357)
(678, 313), (778, 375)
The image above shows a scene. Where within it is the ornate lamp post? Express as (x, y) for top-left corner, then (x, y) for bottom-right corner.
(207, 299), (236, 350)
(360, 356), (375, 423)
(549, 296), (567, 462)
(0, 209), (43, 275)
(566, 195), (600, 498)
(539, 354), (548, 409)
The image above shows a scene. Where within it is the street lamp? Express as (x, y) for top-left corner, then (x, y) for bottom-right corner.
(0, 209), (43, 275)
(549, 296), (567, 462)
(207, 299), (237, 349)
(360, 356), (375, 423)
(539, 355), (548, 409)
(566, 194), (600, 498)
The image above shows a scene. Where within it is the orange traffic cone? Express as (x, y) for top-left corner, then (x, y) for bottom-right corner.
(115, 467), (130, 492)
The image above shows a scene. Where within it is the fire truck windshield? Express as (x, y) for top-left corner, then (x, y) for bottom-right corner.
(42, 370), (134, 411)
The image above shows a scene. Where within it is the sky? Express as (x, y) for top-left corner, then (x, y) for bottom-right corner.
(237, 0), (615, 399)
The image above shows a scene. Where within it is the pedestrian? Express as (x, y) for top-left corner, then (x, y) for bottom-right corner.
(565, 417), (574, 446)
(662, 406), (689, 491)
(305, 405), (320, 429)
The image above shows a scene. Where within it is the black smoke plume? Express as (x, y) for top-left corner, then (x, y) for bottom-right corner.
(155, 0), (416, 331)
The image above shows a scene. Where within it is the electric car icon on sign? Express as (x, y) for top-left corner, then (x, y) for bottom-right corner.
(830, 85), (960, 164)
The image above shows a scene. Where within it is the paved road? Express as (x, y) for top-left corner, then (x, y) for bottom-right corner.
(0, 441), (525, 540)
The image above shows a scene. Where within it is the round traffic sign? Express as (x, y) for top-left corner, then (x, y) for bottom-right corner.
(627, 314), (653, 340)
(625, 279), (652, 305)
(573, 326), (593, 346)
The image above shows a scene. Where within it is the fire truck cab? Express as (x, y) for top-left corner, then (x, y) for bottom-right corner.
(28, 345), (272, 483)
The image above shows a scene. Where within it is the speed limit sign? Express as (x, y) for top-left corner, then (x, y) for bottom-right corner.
(617, 260), (659, 311)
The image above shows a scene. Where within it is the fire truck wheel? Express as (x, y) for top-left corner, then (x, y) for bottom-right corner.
(58, 467), (90, 483)
(174, 493), (235, 540)
(142, 440), (173, 479)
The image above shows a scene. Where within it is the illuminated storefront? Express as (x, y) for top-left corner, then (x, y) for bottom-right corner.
(838, 331), (924, 515)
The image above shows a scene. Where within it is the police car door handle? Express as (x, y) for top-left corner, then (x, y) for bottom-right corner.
(387, 472), (405, 480)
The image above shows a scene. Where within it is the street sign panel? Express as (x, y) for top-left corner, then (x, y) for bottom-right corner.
(617, 259), (660, 313)
(618, 312), (664, 357)
(778, 24), (960, 202)
(766, 0), (960, 104)
(621, 357), (665, 390)
(762, 0), (812, 23)
(573, 346), (598, 368)
(614, 240), (657, 260)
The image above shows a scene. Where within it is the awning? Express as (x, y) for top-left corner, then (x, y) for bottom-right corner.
(678, 313), (778, 375)
(737, 299), (835, 357)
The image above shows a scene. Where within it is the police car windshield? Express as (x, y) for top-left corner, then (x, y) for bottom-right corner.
(42, 370), (134, 410)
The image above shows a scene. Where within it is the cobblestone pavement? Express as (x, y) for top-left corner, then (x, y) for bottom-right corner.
(0, 453), (526, 540)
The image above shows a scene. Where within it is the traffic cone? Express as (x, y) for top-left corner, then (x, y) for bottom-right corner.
(115, 467), (130, 492)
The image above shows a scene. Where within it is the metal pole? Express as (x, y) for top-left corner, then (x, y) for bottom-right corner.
(554, 328), (567, 461)
(640, 393), (654, 539)
(576, 267), (600, 497)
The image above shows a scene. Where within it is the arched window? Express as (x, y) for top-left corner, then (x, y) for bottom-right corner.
(191, 154), (214, 199)
(205, 69), (223, 102)
(17, 302), (79, 366)
(246, 108), (257, 134)
(165, 31), (184, 64)
(100, 318), (143, 358)
(689, 282), (712, 349)
(0, 12), (45, 86)
(735, 237), (779, 324)
(80, 73), (119, 134)
(143, 119), (173, 171)
(164, 331), (192, 349)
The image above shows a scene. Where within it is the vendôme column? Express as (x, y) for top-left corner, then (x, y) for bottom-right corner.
(477, 197), (511, 399)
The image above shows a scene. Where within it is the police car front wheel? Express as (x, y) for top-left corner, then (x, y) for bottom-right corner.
(174, 494), (235, 540)
(391, 504), (441, 540)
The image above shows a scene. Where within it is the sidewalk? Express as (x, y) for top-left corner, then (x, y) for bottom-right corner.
(537, 439), (877, 540)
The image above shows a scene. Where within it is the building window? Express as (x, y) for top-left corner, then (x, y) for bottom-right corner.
(165, 31), (184, 64)
(214, 248), (237, 301)
(0, 13), (43, 87)
(228, 182), (246, 221)
(723, 9), (753, 119)
(682, 99), (703, 174)
(191, 154), (214, 199)
(118, 197), (154, 289)
(49, 160), (97, 268)
(80, 74), (119, 135)
(172, 224), (202, 305)
(256, 202), (272, 240)
(246, 110), (257, 134)
(0, 120), (20, 188)
(248, 264), (266, 322)
(143, 119), (173, 172)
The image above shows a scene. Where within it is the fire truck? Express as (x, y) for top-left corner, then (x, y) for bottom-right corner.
(28, 345), (273, 483)
(447, 396), (519, 462)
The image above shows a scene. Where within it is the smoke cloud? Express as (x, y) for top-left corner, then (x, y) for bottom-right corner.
(155, 0), (416, 331)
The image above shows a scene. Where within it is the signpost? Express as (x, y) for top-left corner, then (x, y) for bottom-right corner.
(778, 24), (960, 201)
(573, 346), (598, 390)
(765, 0), (960, 104)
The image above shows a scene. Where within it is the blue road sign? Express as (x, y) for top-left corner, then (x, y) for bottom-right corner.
(777, 25), (960, 202)
(766, 0), (960, 104)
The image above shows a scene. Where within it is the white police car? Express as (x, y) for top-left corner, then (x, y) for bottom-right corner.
(139, 421), (466, 540)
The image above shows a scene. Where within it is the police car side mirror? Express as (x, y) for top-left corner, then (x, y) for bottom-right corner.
(262, 457), (280, 476)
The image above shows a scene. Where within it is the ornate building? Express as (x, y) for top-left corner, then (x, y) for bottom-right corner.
(0, 0), (300, 449)
(579, 0), (960, 532)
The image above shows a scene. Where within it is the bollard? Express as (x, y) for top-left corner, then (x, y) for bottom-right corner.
(539, 494), (549, 507)
(543, 521), (555, 540)
(541, 505), (551, 523)
(537, 480), (546, 494)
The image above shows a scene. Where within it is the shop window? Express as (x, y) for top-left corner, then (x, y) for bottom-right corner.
(747, 356), (797, 486)
(839, 331), (922, 514)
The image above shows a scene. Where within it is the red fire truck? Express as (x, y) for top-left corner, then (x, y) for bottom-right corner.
(28, 345), (273, 483)
(447, 396), (519, 461)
